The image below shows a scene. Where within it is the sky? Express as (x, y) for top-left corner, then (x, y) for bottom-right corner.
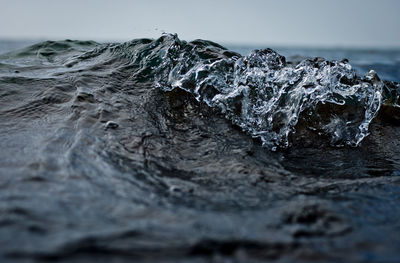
(0, 0), (399, 48)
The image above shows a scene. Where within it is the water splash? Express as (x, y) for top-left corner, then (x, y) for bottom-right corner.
(153, 34), (387, 150)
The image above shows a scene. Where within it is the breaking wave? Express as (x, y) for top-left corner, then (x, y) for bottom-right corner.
(147, 34), (398, 149)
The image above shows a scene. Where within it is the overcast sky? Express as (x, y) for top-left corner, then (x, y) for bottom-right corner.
(0, 0), (399, 48)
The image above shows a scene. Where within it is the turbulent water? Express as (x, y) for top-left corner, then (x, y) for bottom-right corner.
(0, 34), (400, 262)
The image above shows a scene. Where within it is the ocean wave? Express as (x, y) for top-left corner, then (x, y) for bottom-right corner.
(3, 34), (399, 150)
(148, 34), (398, 149)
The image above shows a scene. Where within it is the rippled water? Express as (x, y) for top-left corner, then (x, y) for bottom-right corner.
(0, 35), (400, 262)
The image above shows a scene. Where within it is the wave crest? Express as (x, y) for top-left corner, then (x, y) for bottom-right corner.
(152, 34), (393, 150)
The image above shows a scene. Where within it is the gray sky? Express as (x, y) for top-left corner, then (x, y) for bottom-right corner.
(0, 0), (399, 48)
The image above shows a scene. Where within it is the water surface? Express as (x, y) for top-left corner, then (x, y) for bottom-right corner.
(0, 36), (400, 262)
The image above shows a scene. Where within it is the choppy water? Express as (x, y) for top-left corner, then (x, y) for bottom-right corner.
(0, 35), (400, 262)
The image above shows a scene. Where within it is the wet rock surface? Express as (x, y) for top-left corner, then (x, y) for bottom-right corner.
(0, 36), (400, 262)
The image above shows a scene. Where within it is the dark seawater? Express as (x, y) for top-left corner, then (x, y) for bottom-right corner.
(0, 35), (400, 262)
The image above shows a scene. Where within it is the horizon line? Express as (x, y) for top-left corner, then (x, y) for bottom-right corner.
(1, 36), (400, 51)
